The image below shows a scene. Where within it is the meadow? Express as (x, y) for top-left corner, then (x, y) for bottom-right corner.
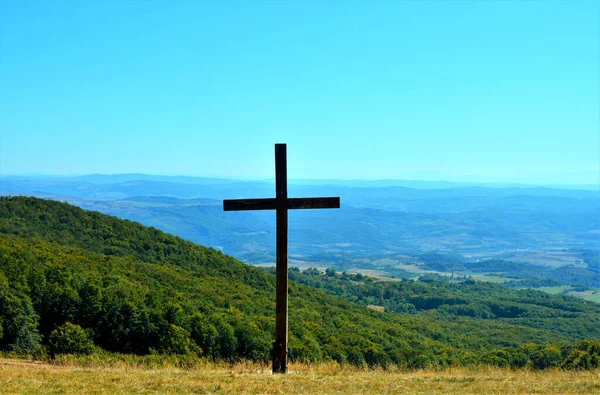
(537, 286), (600, 303)
(1, 358), (600, 394)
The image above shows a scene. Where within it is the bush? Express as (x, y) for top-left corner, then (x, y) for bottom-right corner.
(529, 346), (562, 370)
(561, 350), (593, 370)
(214, 320), (238, 361)
(346, 346), (366, 368)
(234, 321), (271, 363)
(482, 354), (509, 368)
(158, 324), (200, 356)
(561, 340), (600, 370)
(410, 353), (436, 369)
(190, 313), (218, 357)
(49, 322), (94, 356)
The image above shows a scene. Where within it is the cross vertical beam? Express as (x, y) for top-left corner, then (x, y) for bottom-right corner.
(223, 143), (340, 374)
(273, 143), (288, 373)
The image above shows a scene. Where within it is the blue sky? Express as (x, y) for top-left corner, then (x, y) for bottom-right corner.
(1, 1), (598, 184)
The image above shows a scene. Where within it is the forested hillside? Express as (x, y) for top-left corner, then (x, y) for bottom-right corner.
(282, 268), (600, 340)
(0, 197), (598, 370)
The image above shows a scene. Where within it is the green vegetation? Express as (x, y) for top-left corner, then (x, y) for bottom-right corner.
(416, 253), (600, 288)
(15, 182), (595, 260)
(280, 248), (600, 295)
(0, 196), (599, 370)
(281, 268), (600, 341)
(48, 322), (95, 356)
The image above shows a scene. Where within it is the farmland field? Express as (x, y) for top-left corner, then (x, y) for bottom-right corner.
(536, 286), (600, 303)
(567, 289), (600, 304)
(0, 359), (599, 394)
(503, 251), (587, 268)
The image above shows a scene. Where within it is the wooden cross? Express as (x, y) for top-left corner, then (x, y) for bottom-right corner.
(223, 143), (340, 373)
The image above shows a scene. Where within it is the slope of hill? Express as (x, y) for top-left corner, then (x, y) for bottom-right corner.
(281, 268), (600, 341)
(0, 196), (598, 370)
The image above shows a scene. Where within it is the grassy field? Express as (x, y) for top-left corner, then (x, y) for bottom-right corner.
(467, 273), (514, 284)
(537, 285), (573, 295)
(1, 358), (599, 394)
(567, 289), (600, 304)
(535, 286), (600, 303)
(503, 251), (585, 268)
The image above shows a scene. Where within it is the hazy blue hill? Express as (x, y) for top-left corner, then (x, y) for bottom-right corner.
(5, 173), (597, 191)
(1, 179), (229, 200)
(71, 174), (241, 185)
(122, 196), (221, 205)
(64, 196), (596, 259)
(2, 176), (598, 202)
(2, 175), (597, 270)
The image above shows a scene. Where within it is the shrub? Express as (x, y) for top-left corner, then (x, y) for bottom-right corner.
(529, 346), (562, 370)
(482, 355), (509, 368)
(561, 350), (593, 370)
(49, 322), (94, 356)
(346, 346), (366, 368)
(214, 320), (238, 361)
(409, 353), (435, 369)
(190, 313), (218, 357)
(157, 324), (200, 356)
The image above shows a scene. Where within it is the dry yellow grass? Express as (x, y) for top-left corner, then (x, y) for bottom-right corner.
(1, 358), (599, 394)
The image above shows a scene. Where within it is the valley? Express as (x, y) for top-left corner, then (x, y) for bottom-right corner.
(0, 196), (598, 371)
(1, 175), (598, 302)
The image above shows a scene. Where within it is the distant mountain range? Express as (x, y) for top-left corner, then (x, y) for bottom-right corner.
(4, 172), (598, 190)
(1, 174), (597, 262)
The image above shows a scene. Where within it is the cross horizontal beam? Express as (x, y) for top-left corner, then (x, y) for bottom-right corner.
(223, 197), (340, 211)
(223, 198), (277, 211)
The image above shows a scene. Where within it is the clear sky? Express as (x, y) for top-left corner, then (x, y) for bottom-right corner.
(1, 1), (598, 184)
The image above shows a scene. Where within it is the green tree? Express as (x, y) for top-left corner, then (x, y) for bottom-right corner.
(213, 318), (238, 361)
(49, 322), (94, 356)
(157, 324), (200, 355)
(0, 282), (41, 352)
(190, 313), (218, 357)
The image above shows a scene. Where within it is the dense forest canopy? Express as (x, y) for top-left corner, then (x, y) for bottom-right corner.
(0, 196), (598, 370)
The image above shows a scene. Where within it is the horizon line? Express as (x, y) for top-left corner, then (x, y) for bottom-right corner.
(1, 172), (598, 189)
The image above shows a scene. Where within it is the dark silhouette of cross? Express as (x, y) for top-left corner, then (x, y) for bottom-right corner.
(223, 143), (340, 373)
